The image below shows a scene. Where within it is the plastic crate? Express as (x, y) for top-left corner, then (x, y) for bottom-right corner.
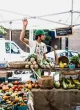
(0, 77), (6, 83)
(13, 106), (28, 110)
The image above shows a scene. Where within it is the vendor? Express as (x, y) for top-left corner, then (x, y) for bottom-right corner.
(20, 19), (47, 60)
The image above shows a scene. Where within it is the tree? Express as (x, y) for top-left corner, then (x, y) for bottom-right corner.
(0, 26), (7, 35)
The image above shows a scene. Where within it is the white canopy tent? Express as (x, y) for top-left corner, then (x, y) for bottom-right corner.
(0, 0), (79, 62)
(0, 0), (79, 79)
(0, 0), (80, 30)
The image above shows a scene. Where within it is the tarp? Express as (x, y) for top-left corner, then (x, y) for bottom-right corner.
(0, 0), (80, 30)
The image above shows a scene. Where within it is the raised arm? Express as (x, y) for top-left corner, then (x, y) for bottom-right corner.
(20, 19), (29, 44)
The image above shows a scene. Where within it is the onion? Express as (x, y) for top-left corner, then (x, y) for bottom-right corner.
(27, 61), (32, 65)
(25, 61), (28, 65)
(25, 65), (29, 68)
(40, 65), (46, 69)
(30, 65), (34, 68)
(30, 58), (35, 62)
(39, 65), (44, 68)
(43, 65), (46, 69)
(50, 64), (54, 68)
(34, 64), (38, 69)
(32, 61), (37, 65)
(46, 65), (50, 69)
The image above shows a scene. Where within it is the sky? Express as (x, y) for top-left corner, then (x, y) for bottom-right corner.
(0, 0), (80, 29)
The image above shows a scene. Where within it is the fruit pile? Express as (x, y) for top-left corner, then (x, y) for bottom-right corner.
(0, 80), (38, 109)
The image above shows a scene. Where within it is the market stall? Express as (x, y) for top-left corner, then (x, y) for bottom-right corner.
(0, 54), (80, 110)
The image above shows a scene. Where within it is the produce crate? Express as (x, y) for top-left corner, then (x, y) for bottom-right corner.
(0, 77), (6, 83)
(13, 106), (28, 110)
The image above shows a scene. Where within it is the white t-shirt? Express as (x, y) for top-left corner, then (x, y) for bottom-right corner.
(26, 40), (47, 60)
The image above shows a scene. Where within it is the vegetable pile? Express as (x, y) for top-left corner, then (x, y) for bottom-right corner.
(25, 54), (55, 69)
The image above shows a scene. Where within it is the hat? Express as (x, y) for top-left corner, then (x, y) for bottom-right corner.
(35, 30), (45, 36)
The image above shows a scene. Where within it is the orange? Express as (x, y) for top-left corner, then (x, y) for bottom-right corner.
(28, 84), (32, 90)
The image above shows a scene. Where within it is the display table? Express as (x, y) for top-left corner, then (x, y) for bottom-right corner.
(32, 89), (80, 110)
(1, 67), (80, 110)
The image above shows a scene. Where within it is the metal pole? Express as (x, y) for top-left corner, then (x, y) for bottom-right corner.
(60, 38), (62, 49)
(29, 29), (33, 53)
(65, 0), (74, 56)
(65, 37), (68, 57)
(9, 21), (12, 61)
(71, 0), (74, 26)
(29, 29), (33, 41)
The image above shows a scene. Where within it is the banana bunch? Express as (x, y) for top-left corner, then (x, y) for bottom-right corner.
(59, 61), (67, 68)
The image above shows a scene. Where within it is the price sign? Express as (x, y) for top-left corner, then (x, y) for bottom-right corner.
(56, 27), (72, 36)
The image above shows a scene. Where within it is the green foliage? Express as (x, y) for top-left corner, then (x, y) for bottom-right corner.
(0, 26), (7, 35)
(26, 54), (37, 61)
(70, 55), (79, 65)
(43, 30), (52, 45)
(43, 35), (51, 45)
(25, 30), (29, 39)
(78, 54), (80, 58)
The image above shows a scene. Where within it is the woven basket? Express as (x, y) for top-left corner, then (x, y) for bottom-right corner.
(58, 56), (69, 65)
(48, 46), (69, 65)
(61, 70), (80, 75)
(0, 71), (8, 77)
(8, 61), (26, 68)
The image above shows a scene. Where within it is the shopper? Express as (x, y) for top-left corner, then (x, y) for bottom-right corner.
(20, 19), (47, 60)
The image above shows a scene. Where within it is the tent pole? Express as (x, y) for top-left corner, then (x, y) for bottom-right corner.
(71, 0), (74, 26)
(37, 17), (69, 26)
(37, 11), (70, 17)
(29, 29), (33, 53)
(65, 0), (74, 56)
(9, 21), (12, 61)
